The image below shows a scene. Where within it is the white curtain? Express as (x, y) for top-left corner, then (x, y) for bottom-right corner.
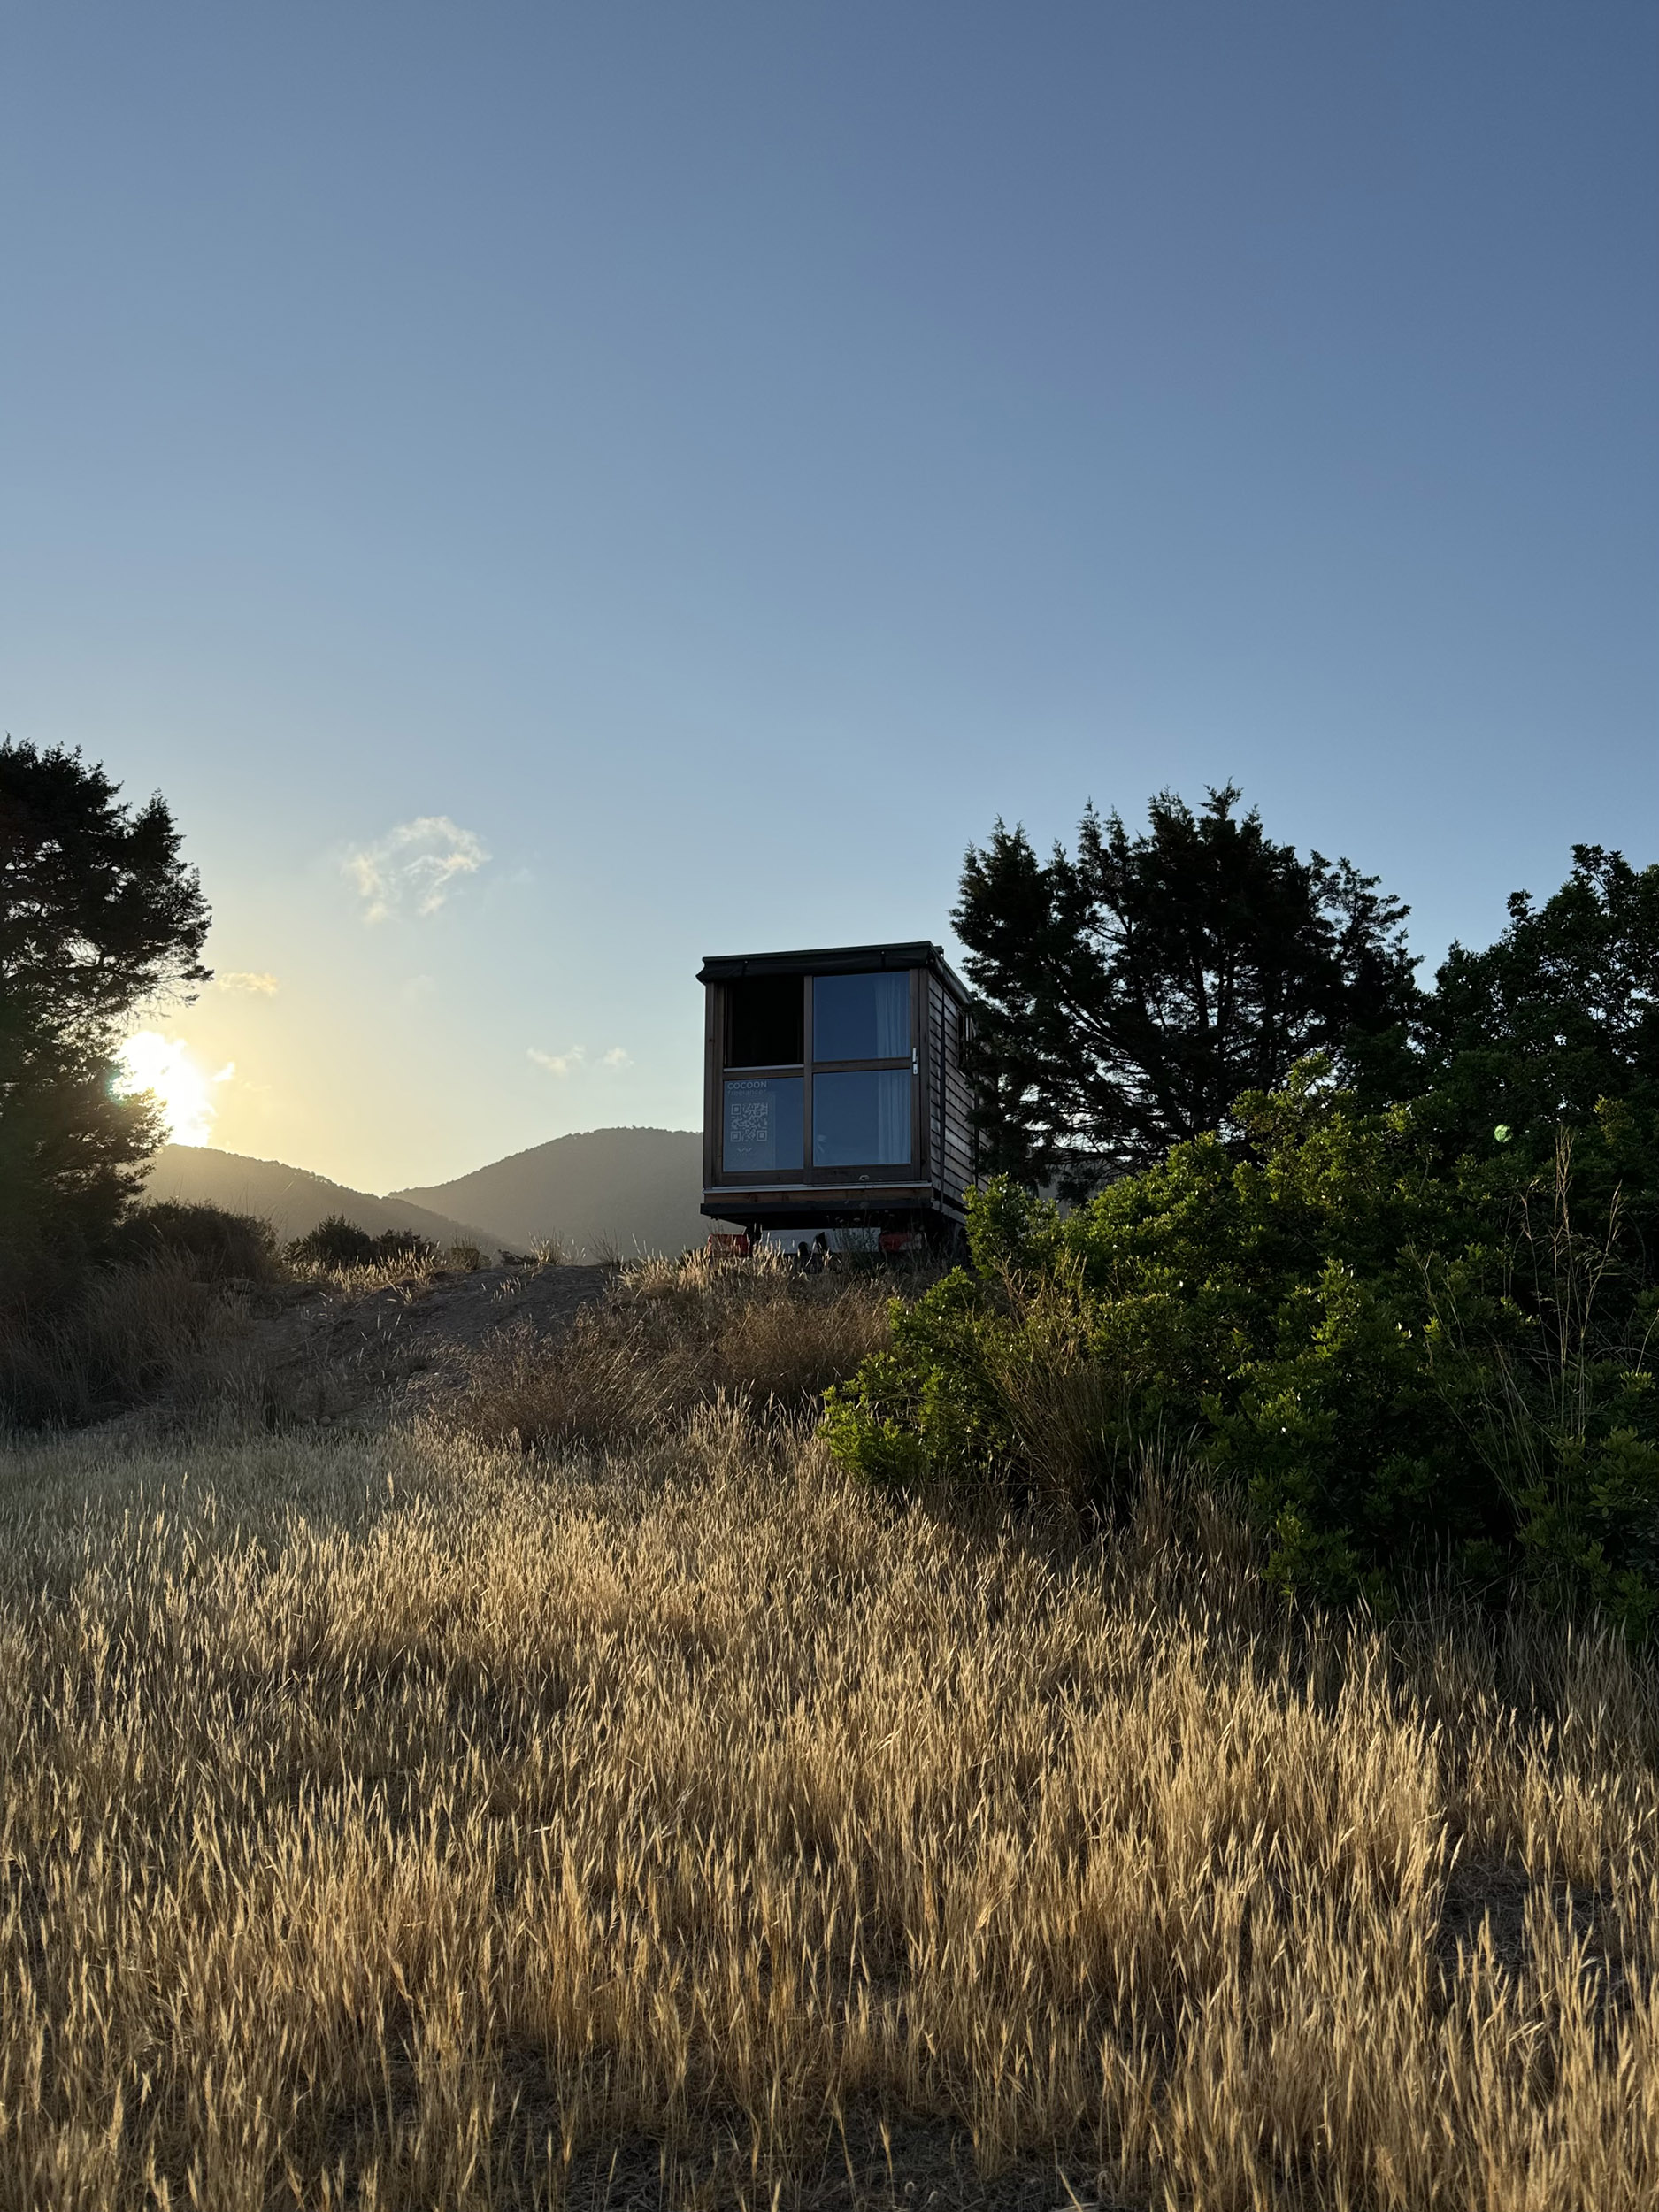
(872, 972), (910, 1057)
(874, 1069), (910, 1163)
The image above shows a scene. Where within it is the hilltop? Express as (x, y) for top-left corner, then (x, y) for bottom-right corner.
(144, 1145), (496, 1253)
(143, 1126), (709, 1262)
(390, 1125), (705, 1257)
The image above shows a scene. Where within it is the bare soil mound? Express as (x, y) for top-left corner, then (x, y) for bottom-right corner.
(325, 1257), (613, 1404)
(103, 1259), (618, 1433)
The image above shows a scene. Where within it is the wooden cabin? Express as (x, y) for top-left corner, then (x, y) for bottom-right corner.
(698, 941), (976, 1240)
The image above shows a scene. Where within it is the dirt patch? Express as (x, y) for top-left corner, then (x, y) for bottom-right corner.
(108, 1260), (617, 1432)
(344, 1259), (613, 1404)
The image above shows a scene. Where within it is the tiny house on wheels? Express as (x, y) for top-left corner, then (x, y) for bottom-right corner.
(698, 941), (976, 1243)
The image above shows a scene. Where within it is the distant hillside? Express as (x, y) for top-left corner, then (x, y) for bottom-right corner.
(145, 1148), (497, 1254)
(391, 1126), (705, 1257)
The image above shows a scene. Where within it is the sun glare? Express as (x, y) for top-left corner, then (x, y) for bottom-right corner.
(115, 1033), (234, 1147)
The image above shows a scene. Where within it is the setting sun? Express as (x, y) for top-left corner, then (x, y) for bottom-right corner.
(114, 1032), (233, 1147)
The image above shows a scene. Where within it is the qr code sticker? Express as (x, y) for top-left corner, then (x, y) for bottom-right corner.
(728, 1099), (771, 1149)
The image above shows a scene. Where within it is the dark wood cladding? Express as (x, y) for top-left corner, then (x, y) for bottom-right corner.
(928, 970), (977, 1198)
(700, 941), (977, 1233)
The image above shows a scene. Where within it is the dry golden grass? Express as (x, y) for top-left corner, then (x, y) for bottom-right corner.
(288, 1245), (488, 1298)
(0, 1211), (462, 1434)
(0, 1258), (245, 1430)
(2, 1382), (1656, 2208)
(446, 1249), (896, 1454)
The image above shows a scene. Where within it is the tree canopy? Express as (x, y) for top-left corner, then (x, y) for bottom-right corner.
(0, 739), (210, 1293)
(833, 823), (1659, 1636)
(826, 1060), (1659, 1638)
(1418, 844), (1659, 1152)
(953, 786), (1418, 1194)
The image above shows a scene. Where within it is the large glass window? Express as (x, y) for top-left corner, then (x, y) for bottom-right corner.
(813, 1070), (911, 1166)
(723, 1077), (803, 1171)
(813, 971), (910, 1062)
(726, 976), (803, 1068)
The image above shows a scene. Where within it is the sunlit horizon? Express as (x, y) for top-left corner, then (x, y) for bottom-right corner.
(115, 1032), (233, 1148)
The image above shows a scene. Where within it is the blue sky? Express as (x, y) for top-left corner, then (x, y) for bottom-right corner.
(4, 3), (1654, 1189)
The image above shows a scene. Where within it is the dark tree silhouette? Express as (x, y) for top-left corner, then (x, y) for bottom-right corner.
(1, 739), (211, 1291)
(1417, 844), (1659, 1149)
(954, 785), (1418, 1194)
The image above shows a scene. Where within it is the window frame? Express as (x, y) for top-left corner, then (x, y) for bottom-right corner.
(723, 972), (806, 1071)
(714, 970), (920, 1184)
(718, 1073), (806, 1179)
(810, 1065), (915, 1171)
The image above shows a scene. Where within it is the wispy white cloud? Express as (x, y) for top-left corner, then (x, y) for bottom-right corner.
(528, 1043), (632, 1079)
(529, 1044), (584, 1078)
(345, 816), (489, 922)
(214, 971), (279, 995)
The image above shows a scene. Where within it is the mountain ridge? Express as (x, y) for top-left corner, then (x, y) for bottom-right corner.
(390, 1125), (705, 1257)
(146, 1125), (710, 1261)
(144, 1147), (498, 1253)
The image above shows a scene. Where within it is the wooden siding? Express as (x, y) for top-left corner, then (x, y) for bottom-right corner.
(927, 972), (976, 1208)
(702, 983), (721, 1194)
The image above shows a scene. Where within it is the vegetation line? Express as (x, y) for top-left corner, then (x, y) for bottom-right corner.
(2, 1256), (1656, 2204)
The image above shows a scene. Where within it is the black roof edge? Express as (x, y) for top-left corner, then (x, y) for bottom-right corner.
(697, 940), (971, 996)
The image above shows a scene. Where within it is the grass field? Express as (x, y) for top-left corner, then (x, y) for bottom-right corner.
(2, 1263), (1656, 2208)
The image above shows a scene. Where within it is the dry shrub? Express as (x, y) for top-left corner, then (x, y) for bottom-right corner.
(106, 1199), (282, 1283)
(159, 1305), (411, 1433)
(443, 1305), (674, 1453)
(286, 1219), (492, 1288)
(986, 1323), (1133, 1517)
(699, 1270), (895, 1406)
(1, 1413), (1655, 2207)
(448, 1249), (895, 1453)
(1, 1256), (392, 1436)
(72, 1255), (222, 1383)
(288, 1215), (434, 1271)
(289, 1250), (447, 1297)
(2, 1202), (296, 1430)
(0, 1256), (232, 1427)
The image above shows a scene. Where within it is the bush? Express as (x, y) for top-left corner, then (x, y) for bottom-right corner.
(287, 1217), (437, 1272)
(824, 1061), (1659, 1634)
(288, 1215), (379, 1269)
(2, 1202), (283, 1429)
(106, 1200), (280, 1282)
(448, 1248), (895, 1455)
(0, 1256), (228, 1428)
(376, 1226), (440, 1265)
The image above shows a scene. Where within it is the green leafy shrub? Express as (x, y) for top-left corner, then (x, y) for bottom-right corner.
(1411, 1141), (1659, 1639)
(825, 1061), (1659, 1632)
